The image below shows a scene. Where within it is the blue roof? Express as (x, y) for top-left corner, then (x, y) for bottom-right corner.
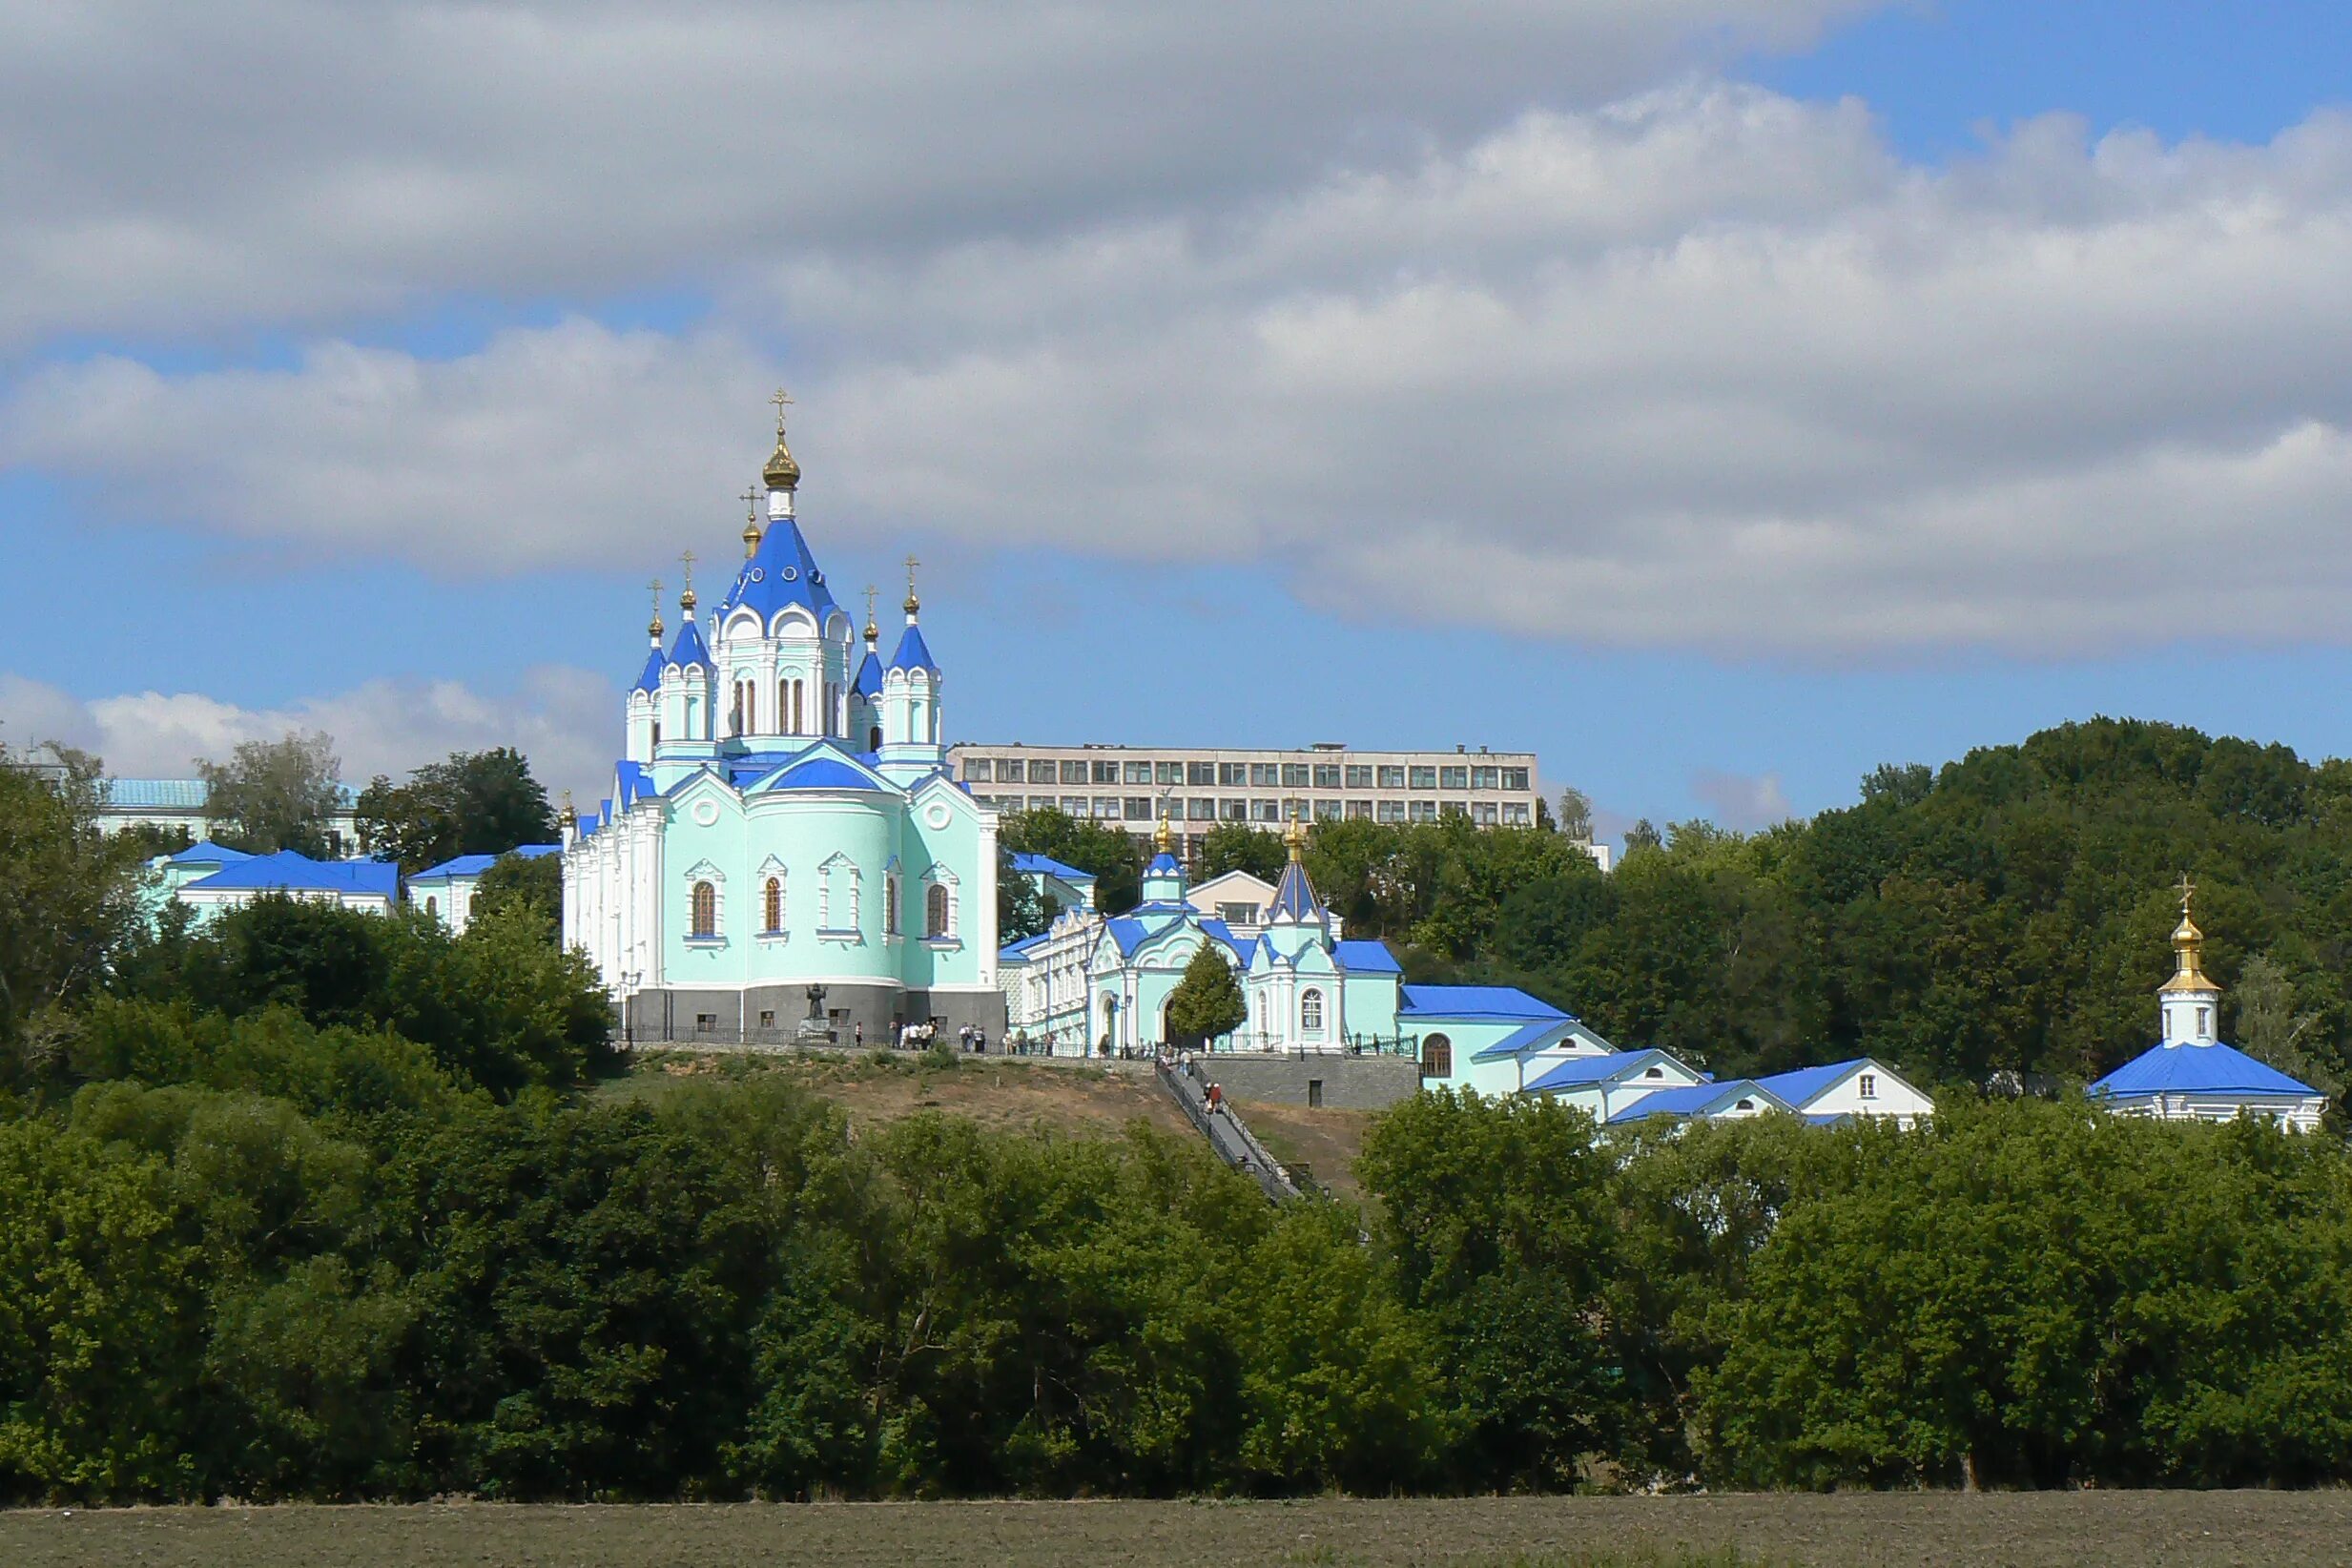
(667, 614), (712, 673)
(1753, 1060), (1868, 1107)
(1524, 1048), (1681, 1094)
(2089, 1041), (2321, 1100)
(632, 643), (665, 695)
(179, 851), (399, 901)
(1471, 1018), (1578, 1061)
(720, 517), (840, 628)
(1195, 918), (1249, 960)
(411, 844), (562, 883)
(853, 649), (884, 698)
(1106, 916), (1150, 957)
(1267, 856), (1324, 923)
(1145, 851), (1184, 877)
(1398, 983), (1568, 1021)
(759, 754), (884, 793)
(1012, 853), (1096, 883)
(888, 620), (939, 674)
(1332, 939), (1401, 974)
(168, 840), (254, 865)
(1607, 1080), (1792, 1124)
(109, 778), (210, 810)
(1000, 932), (1053, 960)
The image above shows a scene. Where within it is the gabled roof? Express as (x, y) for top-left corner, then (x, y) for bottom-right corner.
(411, 844), (562, 883)
(1012, 853), (1095, 883)
(1195, 918), (1249, 960)
(1471, 1018), (1579, 1062)
(1524, 1048), (1689, 1095)
(1607, 1079), (1795, 1124)
(2089, 1041), (2321, 1100)
(888, 621), (939, 674)
(168, 840), (254, 865)
(1752, 1060), (1864, 1107)
(178, 851), (399, 901)
(739, 744), (896, 795)
(720, 517), (840, 628)
(1398, 983), (1568, 1021)
(1331, 939), (1401, 974)
(999, 932), (1053, 962)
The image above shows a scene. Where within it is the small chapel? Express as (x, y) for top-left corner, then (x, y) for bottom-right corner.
(561, 397), (1004, 1044)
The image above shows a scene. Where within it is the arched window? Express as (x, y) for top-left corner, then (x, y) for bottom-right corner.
(926, 881), (951, 938)
(691, 880), (717, 938)
(777, 678), (791, 733)
(763, 877), (782, 934)
(884, 874), (900, 935)
(424, 895), (439, 919)
(651, 717), (662, 746)
(1421, 1032), (1453, 1080)
(1300, 987), (1324, 1035)
(868, 724), (883, 752)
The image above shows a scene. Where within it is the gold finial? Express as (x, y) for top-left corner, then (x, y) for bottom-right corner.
(862, 585), (878, 643)
(740, 486), (763, 557)
(1155, 811), (1173, 855)
(2161, 873), (2217, 994)
(903, 553), (921, 617)
(647, 577), (665, 640)
(679, 549), (697, 614)
(1285, 814), (1307, 861)
(559, 789), (577, 827)
(763, 386), (800, 491)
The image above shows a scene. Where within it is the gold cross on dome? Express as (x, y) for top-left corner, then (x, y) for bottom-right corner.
(2177, 871), (2197, 914)
(647, 577), (663, 608)
(864, 584), (877, 622)
(770, 386), (794, 430)
(680, 549), (696, 592)
(904, 554), (919, 592)
(740, 485), (761, 519)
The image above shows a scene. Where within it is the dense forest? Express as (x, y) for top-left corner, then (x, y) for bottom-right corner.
(3, 720), (2352, 1501)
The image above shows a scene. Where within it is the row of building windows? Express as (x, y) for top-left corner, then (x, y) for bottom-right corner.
(960, 757), (1531, 792)
(970, 794), (1532, 826)
(688, 874), (953, 940)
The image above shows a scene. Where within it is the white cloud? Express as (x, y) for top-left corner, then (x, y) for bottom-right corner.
(0, 668), (618, 805)
(0, 1), (1877, 349)
(1691, 768), (1794, 831)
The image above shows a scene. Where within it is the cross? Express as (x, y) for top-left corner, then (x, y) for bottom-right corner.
(647, 577), (663, 609)
(770, 385), (794, 431)
(2177, 872), (2197, 913)
(740, 485), (761, 519)
(904, 553), (919, 594)
(863, 584), (877, 629)
(680, 549), (696, 595)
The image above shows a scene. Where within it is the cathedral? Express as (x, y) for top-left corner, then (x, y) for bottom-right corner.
(562, 398), (1003, 1043)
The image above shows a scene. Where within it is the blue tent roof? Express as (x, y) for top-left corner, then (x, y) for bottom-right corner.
(720, 517), (840, 627)
(667, 614), (712, 674)
(888, 621), (939, 674)
(1145, 851), (1184, 877)
(1607, 1080), (1792, 1124)
(1398, 983), (1568, 1021)
(1268, 856), (1324, 923)
(1753, 1059), (1869, 1107)
(168, 840), (254, 865)
(1332, 939), (1401, 974)
(853, 649), (884, 698)
(632, 642), (665, 695)
(1012, 853), (1095, 883)
(2089, 1041), (2321, 1100)
(179, 851), (398, 901)
(1524, 1048), (1682, 1094)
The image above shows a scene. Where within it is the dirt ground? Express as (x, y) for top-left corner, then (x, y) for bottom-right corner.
(6, 1493), (2350, 1567)
(1232, 1099), (1380, 1205)
(607, 1051), (1195, 1142)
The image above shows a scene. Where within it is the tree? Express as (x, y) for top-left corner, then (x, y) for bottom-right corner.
(1622, 817), (1662, 855)
(1196, 822), (1285, 883)
(997, 844), (1050, 945)
(2236, 953), (2340, 1096)
(198, 732), (343, 856)
(472, 850), (563, 936)
(1555, 786), (1594, 842)
(1165, 943), (1246, 1042)
(0, 743), (150, 1072)
(998, 808), (1144, 915)
(356, 748), (555, 875)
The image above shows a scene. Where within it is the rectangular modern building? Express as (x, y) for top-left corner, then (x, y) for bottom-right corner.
(950, 741), (1545, 853)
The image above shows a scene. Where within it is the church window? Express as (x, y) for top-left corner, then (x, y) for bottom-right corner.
(1421, 1033), (1453, 1080)
(424, 896), (438, 919)
(885, 874), (900, 935)
(2197, 1005), (2210, 1038)
(926, 882), (950, 938)
(745, 683), (757, 732)
(1300, 988), (1324, 1035)
(691, 880), (717, 938)
(819, 856), (860, 932)
(794, 679), (807, 733)
(1859, 1073), (1877, 1100)
(763, 877), (782, 934)
(869, 725), (883, 752)
(651, 717), (662, 745)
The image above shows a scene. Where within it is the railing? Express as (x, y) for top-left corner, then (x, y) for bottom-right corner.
(1154, 1058), (1307, 1204)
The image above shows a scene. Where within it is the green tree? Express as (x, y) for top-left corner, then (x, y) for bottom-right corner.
(999, 808), (1143, 914)
(997, 843), (1051, 944)
(1555, 785), (1594, 842)
(0, 743), (150, 1073)
(472, 850), (563, 935)
(1197, 822), (1285, 883)
(356, 748), (555, 875)
(198, 731), (344, 856)
(1165, 943), (1246, 1042)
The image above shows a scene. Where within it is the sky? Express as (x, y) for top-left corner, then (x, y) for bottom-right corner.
(4, 0), (2352, 846)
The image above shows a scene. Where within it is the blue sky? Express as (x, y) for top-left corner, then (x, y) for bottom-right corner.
(3, 2), (2350, 842)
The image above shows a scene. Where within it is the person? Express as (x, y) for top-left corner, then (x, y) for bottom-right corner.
(854, 1021), (864, 1049)
(975, 1027), (987, 1054)
(1207, 1082), (1223, 1116)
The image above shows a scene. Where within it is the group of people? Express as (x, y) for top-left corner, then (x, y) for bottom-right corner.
(1167, 1049), (1226, 1116)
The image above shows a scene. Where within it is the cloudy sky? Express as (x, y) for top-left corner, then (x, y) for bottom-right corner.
(4, 1), (2350, 839)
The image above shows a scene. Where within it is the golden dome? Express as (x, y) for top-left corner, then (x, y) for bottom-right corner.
(2158, 877), (2218, 994)
(1285, 816), (1307, 860)
(1155, 813), (1173, 854)
(763, 434), (800, 492)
